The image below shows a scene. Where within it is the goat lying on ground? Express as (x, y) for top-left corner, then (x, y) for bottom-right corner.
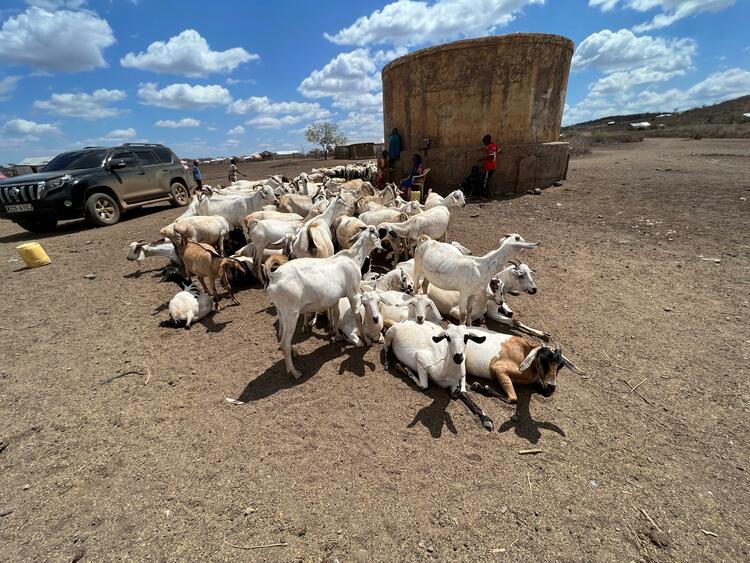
(383, 321), (493, 429)
(336, 291), (383, 347)
(160, 268), (213, 328)
(464, 328), (582, 403)
(377, 291), (442, 328)
(181, 240), (244, 310)
(127, 239), (178, 269)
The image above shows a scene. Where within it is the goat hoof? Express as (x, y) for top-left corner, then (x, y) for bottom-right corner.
(289, 369), (302, 379)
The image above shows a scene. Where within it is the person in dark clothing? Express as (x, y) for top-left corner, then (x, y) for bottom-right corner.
(192, 160), (203, 192)
(376, 150), (389, 189)
(400, 153), (423, 200)
(388, 128), (402, 163)
(460, 165), (484, 199)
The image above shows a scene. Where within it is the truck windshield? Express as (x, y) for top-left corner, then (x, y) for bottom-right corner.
(43, 150), (108, 172)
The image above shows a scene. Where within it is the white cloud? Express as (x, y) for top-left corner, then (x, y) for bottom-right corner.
(573, 29), (695, 74)
(102, 128), (136, 141)
(247, 116), (304, 129)
(228, 96), (330, 119)
(3, 118), (60, 136)
(138, 82), (232, 109)
(121, 29), (258, 77)
(338, 111), (383, 142)
(227, 125), (245, 135)
(0, 76), (20, 101)
(32, 88), (126, 119)
(155, 118), (202, 128)
(223, 138), (241, 147)
(325, 0), (543, 47)
(225, 77), (255, 85)
(0, 7), (115, 72)
(625, 68), (750, 112)
(589, 0), (735, 31)
(564, 67), (750, 125)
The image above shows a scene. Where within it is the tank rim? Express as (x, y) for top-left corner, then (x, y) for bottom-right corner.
(381, 33), (574, 74)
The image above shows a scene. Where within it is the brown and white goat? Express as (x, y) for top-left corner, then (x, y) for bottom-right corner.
(181, 240), (244, 310)
(464, 328), (582, 403)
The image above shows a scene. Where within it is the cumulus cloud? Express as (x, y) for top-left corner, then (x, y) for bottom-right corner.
(102, 128), (136, 141)
(589, 0), (736, 31)
(0, 6), (115, 72)
(246, 116), (306, 129)
(3, 118), (60, 136)
(325, 0), (544, 47)
(299, 48), (384, 98)
(138, 82), (232, 109)
(25, 1), (87, 8)
(227, 125), (245, 135)
(338, 111), (383, 141)
(121, 29), (258, 77)
(33, 88), (126, 119)
(573, 29), (695, 74)
(155, 118), (202, 128)
(564, 67), (750, 125)
(229, 95), (330, 130)
(0, 76), (20, 101)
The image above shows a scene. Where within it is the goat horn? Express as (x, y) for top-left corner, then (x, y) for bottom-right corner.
(508, 258), (520, 267)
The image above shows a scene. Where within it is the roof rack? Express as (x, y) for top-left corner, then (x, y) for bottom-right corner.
(121, 143), (164, 147)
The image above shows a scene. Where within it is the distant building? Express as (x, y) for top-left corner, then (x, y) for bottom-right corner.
(13, 156), (55, 174)
(335, 142), (376, 159)
(629, 122), (651, 130)
(607, 121), (616, 126)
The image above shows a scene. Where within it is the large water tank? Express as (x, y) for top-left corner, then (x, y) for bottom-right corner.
(382, 33), (573, 196)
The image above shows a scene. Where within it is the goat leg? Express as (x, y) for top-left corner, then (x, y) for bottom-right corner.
(469, 381), (507, 400)
(453, 389), (494, 431)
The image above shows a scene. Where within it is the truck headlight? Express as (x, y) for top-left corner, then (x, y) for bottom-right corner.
(46, 174), (71, 190)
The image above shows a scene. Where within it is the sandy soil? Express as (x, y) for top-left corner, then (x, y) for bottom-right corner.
(0, 139), (748, 562)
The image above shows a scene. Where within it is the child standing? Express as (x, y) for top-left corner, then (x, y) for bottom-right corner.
(481, 134), (498, 199)
(228, 157), (247, 183)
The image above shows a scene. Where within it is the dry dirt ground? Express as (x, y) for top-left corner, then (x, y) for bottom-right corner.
(0, 140), (748, 562)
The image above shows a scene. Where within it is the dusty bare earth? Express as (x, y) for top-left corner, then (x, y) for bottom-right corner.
(0, 140), (748, 561)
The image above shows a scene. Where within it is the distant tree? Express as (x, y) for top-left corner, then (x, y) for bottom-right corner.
(305, 122), (347, 160)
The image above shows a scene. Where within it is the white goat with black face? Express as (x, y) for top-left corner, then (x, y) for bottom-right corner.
(383, 321), (493, 429)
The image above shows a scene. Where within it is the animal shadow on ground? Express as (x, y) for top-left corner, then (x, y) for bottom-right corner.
(338, 344), (377, 377)
(237, 340), (343, 402)
(123, 266), (164, 280)
(498, 386), (565, 444)
(407, 389), (457, 438)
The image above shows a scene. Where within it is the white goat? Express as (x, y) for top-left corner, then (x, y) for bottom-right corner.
(424, 189), (466, 210)
(412, 235), (540, 324)
(127, 239), (178, 268)
(173, 216), (232, 256)
(169, 284), (213, 329)
(336, 291), (384, 347)
(246, 219), (302, 282)
(359, 207), (408, 227)
(196, 187), (277, 231)
(377, 291), (442, 328)
(267, 227), (383, 378)
(334, 216), (367, 250)
(428, 275), (513, 323)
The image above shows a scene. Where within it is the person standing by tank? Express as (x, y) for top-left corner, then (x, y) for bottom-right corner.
(192, 160), (203, 193)
(388, 128), (402, 164)
(480, 134), (498, 199)
(228, 157), (247, 183)
(376, 150), (389, 189)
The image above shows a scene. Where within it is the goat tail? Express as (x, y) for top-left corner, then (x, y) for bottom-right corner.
(185, 310), (194, 329)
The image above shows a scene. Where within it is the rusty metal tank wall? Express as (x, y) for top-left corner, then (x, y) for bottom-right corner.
(382, 34), (573, 196)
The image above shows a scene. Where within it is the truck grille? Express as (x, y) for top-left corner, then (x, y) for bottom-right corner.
(0, 184), (44, 204)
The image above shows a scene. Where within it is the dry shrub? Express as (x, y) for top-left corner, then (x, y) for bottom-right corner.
(568, 135), (591, 157)
(591, 132), (644, 144)
(645, 123), (750, 139)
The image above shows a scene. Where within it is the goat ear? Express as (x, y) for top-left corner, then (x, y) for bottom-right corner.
(466, 333), (486, 344)
(519, 347), (541, 371)
(428, 301), (443, 320)
(432, 334), (447, 343)
(489, 278), (500, 292)
(561, 353), (584, 375)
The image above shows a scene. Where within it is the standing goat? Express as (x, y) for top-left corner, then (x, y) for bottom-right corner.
(412, 235), (540, 324)
(181, 240), (244, 310)
(267, 227), (383, 378)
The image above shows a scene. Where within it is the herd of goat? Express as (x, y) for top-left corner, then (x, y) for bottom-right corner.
(127, 162), (582, 430)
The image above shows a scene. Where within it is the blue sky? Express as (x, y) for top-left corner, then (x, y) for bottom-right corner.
(0, 0), (747, 163)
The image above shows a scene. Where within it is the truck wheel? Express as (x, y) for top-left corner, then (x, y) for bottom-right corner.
(85, 193), (120, 227)
(170, 181), (190, 207)
(15, 217), (58, 233)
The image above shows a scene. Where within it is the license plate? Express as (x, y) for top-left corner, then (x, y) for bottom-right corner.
(5, 204), (33, 213)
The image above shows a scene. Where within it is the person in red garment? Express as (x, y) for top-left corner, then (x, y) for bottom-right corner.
(480, 134), (498, 199)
